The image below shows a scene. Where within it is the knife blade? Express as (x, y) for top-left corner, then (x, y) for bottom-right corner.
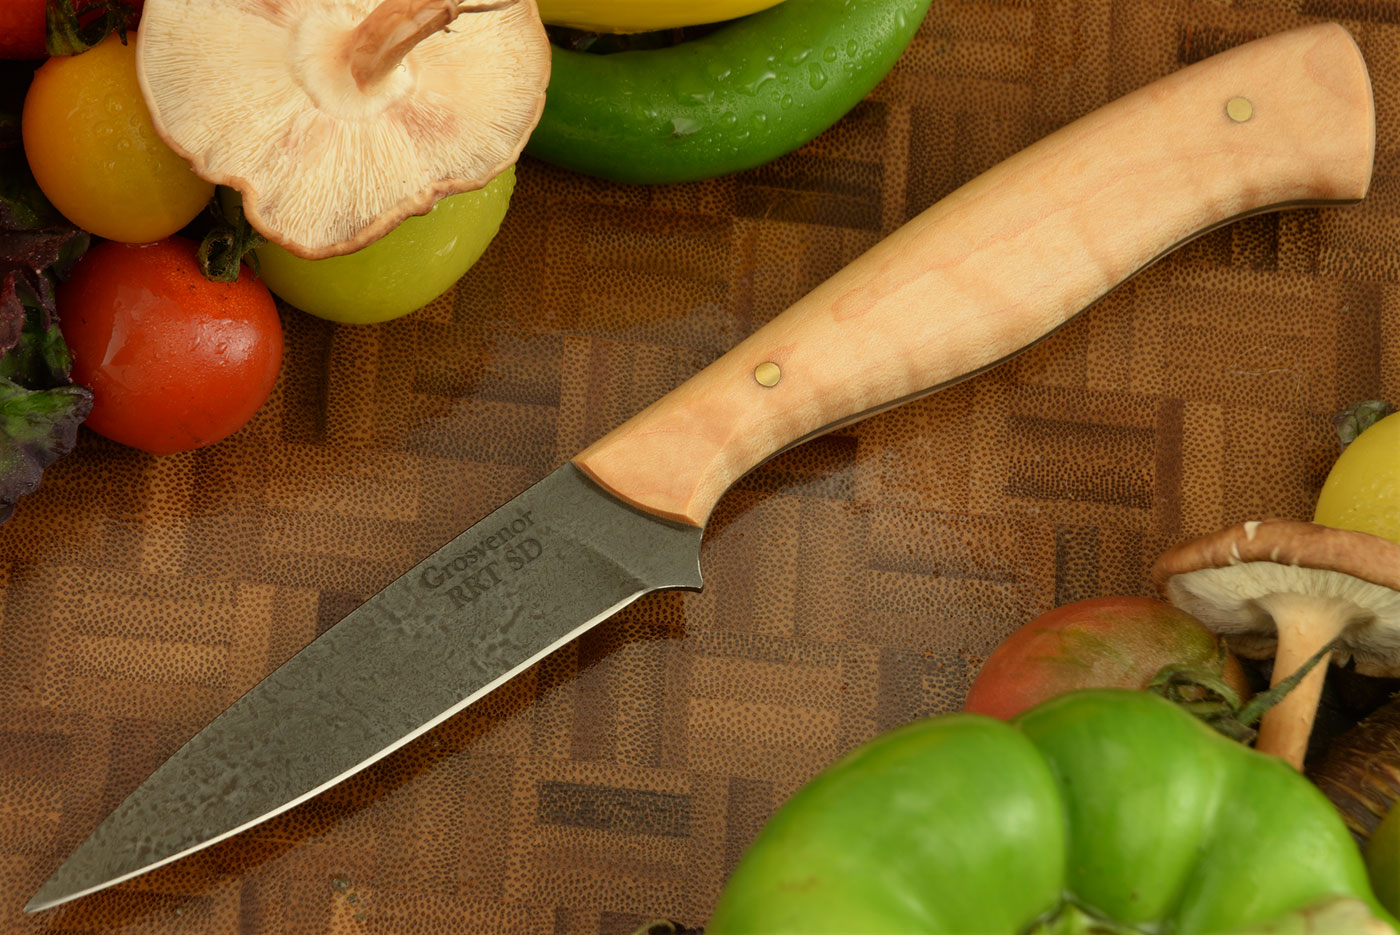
(26, 20), (1375, 913)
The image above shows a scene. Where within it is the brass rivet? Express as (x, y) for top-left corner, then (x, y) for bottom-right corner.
(754, 362), (782, 387)
(1226, 96), (1253, 123)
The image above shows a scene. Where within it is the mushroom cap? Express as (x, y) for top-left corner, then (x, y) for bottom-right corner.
(136, 0), (550, 259)
(1152, 519), (1400, 676)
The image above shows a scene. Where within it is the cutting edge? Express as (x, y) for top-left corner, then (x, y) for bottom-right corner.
(22, 584), (665, 914)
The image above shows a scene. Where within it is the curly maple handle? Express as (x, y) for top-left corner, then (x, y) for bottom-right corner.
(575, 22), (1375, 526)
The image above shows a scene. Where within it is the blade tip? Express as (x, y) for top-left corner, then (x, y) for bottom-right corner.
(23, 893), (61, 914)
(24, 876), (88, 914)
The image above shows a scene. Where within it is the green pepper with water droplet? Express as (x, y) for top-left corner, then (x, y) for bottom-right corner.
(525, 0), (932, 184)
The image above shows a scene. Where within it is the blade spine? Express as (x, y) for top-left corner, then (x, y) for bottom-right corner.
(23, 584), (661, 914)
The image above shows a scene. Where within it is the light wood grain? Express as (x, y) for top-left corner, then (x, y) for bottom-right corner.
(574, 22), (1376, 526)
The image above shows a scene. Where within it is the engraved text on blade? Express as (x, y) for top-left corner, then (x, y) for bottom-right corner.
(418, 510), (543, 608)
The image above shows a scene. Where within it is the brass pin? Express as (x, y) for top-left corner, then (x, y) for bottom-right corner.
(754, 362), (782, 387)
(1226, 96), (1253, 123)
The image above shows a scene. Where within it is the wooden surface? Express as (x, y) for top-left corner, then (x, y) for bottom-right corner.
(1, 1), (1398, 931)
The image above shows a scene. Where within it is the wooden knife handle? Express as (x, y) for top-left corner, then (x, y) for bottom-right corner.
(574, 22), (1375, 527)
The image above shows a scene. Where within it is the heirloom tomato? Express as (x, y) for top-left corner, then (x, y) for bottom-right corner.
(709, 691), (1395, 934)
(22, 34), (212, 242)
(58, 238), (281, 455)
(963, 596), (1251, 719)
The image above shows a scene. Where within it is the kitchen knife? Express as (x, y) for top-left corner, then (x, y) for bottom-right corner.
(26, 21), (1375, 913)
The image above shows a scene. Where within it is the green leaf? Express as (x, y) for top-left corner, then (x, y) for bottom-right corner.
(1, 314), (74, 391)
(0, 376), (91, 524)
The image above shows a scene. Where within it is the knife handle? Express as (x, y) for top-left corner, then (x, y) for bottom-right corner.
(574, 22), (1375, 527)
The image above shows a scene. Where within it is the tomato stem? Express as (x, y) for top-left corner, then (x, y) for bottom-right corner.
(1023, 901), (1149, 934)
(1148, 636), (1339, 748)
(1333, 399), (1395, 451)
(45, 0), (137, 56)
(197, 197), (265, 284)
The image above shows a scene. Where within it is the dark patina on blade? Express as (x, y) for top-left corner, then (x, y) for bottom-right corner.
(26, 464), (703, 913)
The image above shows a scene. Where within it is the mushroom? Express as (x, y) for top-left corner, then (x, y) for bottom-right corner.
(135, 0), (550, 259)
(1152, 519), (1400, 770)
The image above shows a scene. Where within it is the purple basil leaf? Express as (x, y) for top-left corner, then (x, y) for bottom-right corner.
(0, 228), (87, 358)
(0, 60), (91, 525)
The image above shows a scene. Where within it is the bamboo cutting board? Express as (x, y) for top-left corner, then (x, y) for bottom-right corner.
(1, 1), (1398, 932)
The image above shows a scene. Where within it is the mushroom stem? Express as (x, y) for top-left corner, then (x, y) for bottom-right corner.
(349, 0), (519, 91)
(1253, 593), (1354, 770)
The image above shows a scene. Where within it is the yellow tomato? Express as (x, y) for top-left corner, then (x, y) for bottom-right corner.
(1314, 411), (1400, 544)
(22, 34), (213, 243)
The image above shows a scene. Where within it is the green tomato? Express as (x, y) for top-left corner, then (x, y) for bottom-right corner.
(1314, 411), (1400, 544)
(708, 691), (1393, 934)
(220, 168), (514, 324)
(1369, 804), (1400, 919)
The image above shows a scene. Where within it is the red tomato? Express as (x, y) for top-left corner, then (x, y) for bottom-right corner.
(0, 0), (46, 60)
(58, 238), (282, 455)
(963, 596), (1252, 720)
(0, 0), (146, 60)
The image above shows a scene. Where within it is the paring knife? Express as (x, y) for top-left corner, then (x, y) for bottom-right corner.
(27, 21), (1375, 913)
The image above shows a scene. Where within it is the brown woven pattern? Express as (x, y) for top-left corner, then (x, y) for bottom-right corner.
(1, 2), (1397, 931)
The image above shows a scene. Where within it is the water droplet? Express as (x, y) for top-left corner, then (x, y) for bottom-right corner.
(671, 117), (701, 137)
(846, 39), (858, 57)
(744, 69), (778, 95)
(721, 111), (738, 127)
(823, 46), (838, 62)
(706, 61), (732, 82)
(752, 112), (767, 126)
(780, 94), (793, 110)
(808, 63), (828, 90)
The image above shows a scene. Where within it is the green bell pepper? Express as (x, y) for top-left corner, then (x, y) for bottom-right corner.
(708, 691), (1395, 934)
(525, 0), (932, 185)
